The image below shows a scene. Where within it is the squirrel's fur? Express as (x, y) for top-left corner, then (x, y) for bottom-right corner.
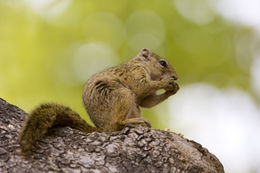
(19, 48), (179, 155)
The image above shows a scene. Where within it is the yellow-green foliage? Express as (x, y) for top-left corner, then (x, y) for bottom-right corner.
(0, 0), (254, 128)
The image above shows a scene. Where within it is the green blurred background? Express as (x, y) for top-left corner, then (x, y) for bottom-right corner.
(1, 0), (260, 172)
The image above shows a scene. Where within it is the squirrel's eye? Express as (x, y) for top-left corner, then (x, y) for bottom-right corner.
(159, 60), (167, 67)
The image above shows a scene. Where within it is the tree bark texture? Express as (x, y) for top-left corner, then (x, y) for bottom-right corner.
(0, 98), (224, 173)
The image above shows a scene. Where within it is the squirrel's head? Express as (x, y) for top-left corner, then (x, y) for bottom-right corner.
(135, 48), (178, 81)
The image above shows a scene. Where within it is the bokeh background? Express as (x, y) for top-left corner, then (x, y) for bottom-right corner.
(1, 0), (260, 172)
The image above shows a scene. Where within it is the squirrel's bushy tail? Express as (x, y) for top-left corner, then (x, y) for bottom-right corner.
(19, 103), (96, 155)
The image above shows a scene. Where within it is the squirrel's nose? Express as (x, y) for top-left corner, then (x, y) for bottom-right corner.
(172, 74), (178, 80)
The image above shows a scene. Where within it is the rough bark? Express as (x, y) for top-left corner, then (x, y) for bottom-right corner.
(0, 98), (224, 173)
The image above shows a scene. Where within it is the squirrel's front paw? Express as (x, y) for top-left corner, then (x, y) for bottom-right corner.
(165, 82), (179, 96)
(163, 78), (178, 91)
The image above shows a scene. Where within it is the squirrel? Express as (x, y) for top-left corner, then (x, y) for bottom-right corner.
(19, 48), (179, 155)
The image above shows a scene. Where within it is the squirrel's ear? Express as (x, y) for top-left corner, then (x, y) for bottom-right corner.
(141, 48), (150, 57)
(138, 48), (151, 60)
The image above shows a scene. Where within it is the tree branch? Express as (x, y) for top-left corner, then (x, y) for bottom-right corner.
(0, 98), (224, 173)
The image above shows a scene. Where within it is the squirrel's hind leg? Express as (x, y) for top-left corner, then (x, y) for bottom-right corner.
(120, 118), (151, 128)
(105, 88), (151, 132)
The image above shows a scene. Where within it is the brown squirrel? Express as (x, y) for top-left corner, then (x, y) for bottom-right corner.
(19, 48), (179, 155)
